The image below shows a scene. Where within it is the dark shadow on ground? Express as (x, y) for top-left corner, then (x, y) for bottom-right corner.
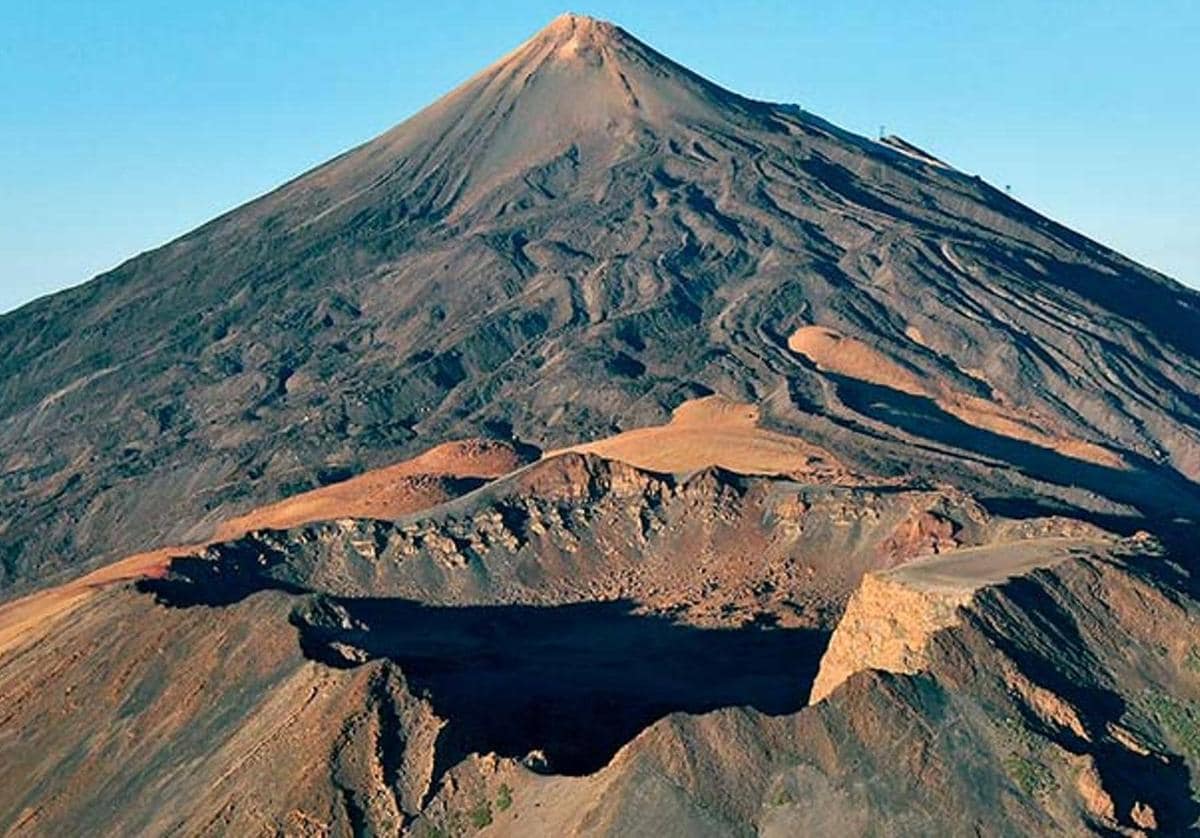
(973, 577), (1200, 833)
(139, 556), (828, 779)
(137, 540), (304, 606)
(296, 596), (828, 778)
(831, 375), (1200, 523)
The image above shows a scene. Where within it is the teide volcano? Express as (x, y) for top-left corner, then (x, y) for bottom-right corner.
(3, 14), (1200, 836)
(2, 13), (1199, 591)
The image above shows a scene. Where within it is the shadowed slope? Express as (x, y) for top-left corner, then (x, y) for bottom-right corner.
(416, 538), (1200, 836)
(299, 597), (828, 778)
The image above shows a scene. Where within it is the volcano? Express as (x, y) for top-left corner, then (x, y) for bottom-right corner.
(2, 14), (1200, 836)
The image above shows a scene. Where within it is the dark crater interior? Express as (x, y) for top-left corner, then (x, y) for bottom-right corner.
(297, 596), (829, 777)
(140, 565), (828, 777)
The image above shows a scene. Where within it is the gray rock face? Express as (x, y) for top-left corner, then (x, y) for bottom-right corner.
(3, 13), (1199, 594)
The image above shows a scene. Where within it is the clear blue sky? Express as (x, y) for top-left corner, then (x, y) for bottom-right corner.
(2, 1), (1197, 313)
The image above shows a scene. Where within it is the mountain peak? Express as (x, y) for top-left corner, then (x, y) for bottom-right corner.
(523, 12), (640, 64)
(8, 14), (1200, 836)
(540, 12), (621, 40)
(313, 11), (754, 215)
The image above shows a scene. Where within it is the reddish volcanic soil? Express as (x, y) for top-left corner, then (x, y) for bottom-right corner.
(0, 438), (535, 656)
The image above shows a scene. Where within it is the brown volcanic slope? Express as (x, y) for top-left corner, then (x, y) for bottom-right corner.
(0, 436), (535, 657)
(4, 12), (1200, 837)
(415, 533), (1200, 837)
(3, 14), (1200, 595)
(3, 446), (1143, 835)
(4, 444), (1198, 834)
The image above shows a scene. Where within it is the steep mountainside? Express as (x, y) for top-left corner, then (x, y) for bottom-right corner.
(4, 13), (1200, 837)
(3, 14), (1200, 594)
(417, 534), (1200, 836)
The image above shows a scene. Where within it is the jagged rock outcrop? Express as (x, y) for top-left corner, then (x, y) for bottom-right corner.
(414, 535), (1200, 836)
(143, 452), (1010, 629)
(808, 534), (1111, 703)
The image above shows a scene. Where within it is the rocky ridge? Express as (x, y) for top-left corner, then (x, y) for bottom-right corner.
(3, 12), (1200, 836)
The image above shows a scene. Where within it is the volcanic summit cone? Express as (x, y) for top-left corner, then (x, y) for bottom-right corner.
(3, 14), (1200, 837)
(3, 13), (1200, 589)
